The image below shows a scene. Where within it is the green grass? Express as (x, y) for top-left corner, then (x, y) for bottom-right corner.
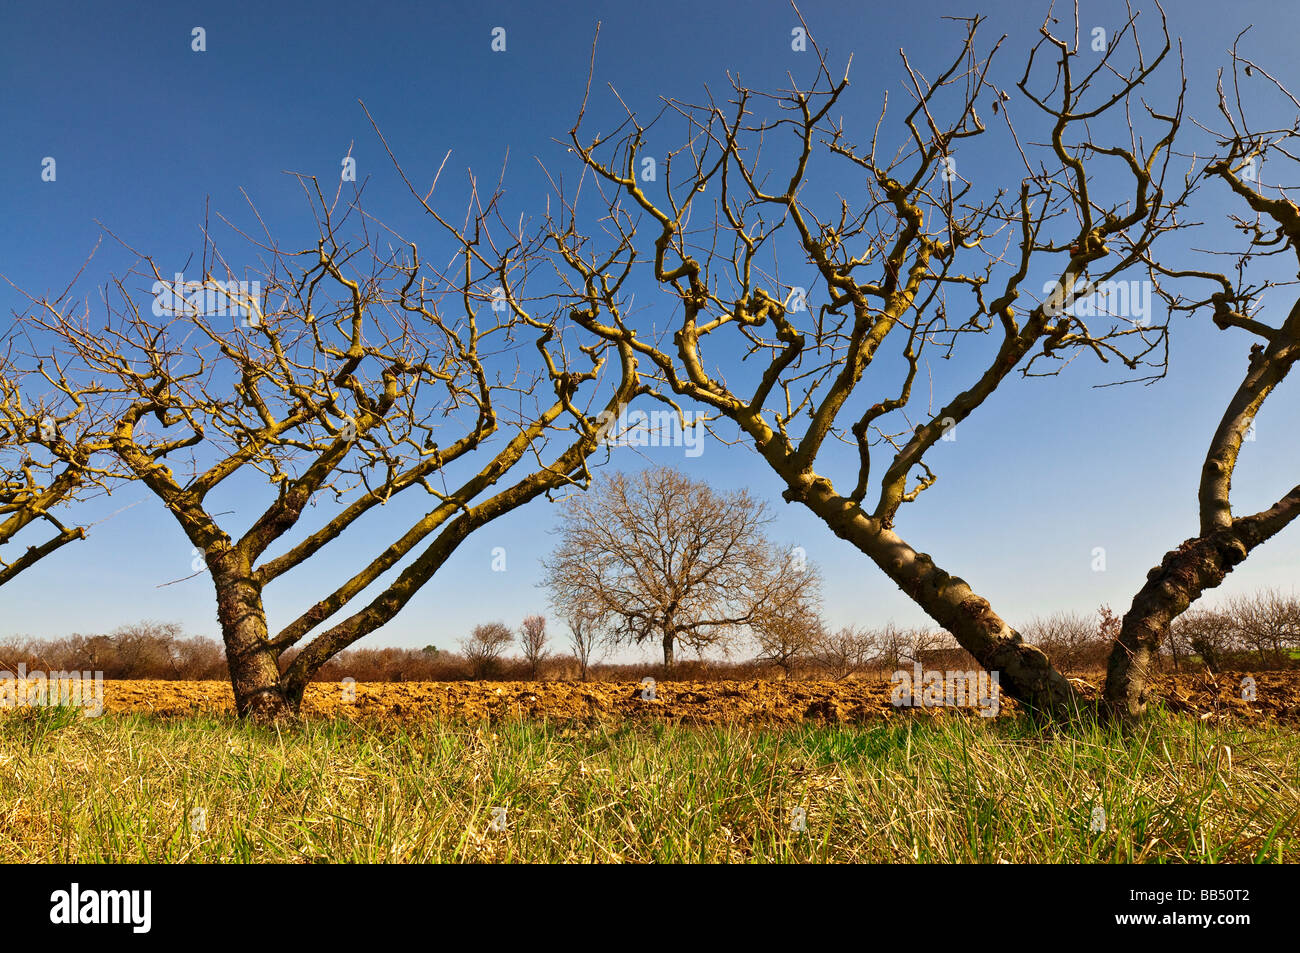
(0, 706), (1296, 862)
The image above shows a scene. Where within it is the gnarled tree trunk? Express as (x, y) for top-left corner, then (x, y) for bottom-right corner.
(1105, 493), (1300, 718)
(211, 558), (294, 722)
(795, 479), (1080, 717)
(1104, 284), (1300, 718)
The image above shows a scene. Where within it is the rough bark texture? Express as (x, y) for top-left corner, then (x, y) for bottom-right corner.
(1105, 496), (1300, 718)
(1104, 538), (1233, 717)
(794, 477), (1080, 717)
(211, 560), (295, 722)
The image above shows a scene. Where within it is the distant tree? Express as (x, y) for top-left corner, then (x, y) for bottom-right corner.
(64, 633), (120, 674)
(751, 558), (825, 677)
(112, 620), (184, 677)
(870, 625), (909, 672)
(900, 627), (947, 666)
(518, 614), (549, 679)
(173, 636), (227, 680)
(543, 467), (819, 669)
(814, 626), (878, 680)
(1224, 590), (1300, 667)
(564, 611), (603, 682)
(1172, 610), (1235, 674)
(459, 622), (514, 679)
(753, 613), (824, 678)
(1021, 612), (1098, 672)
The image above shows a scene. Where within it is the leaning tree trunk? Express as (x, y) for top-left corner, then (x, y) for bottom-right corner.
(210, 558), (295, 722)
(1107, 535), (1227, 712)
(796, 482), (1080, 717)
(1104, 530), (1253, 719)
(1102, 328), (1300, 715)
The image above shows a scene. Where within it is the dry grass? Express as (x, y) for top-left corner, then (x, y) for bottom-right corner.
(0, 705), (1295, 862)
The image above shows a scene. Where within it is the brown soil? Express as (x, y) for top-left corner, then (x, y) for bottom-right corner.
(94, 670), (1300, 726)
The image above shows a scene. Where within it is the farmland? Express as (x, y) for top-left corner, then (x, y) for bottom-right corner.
(86, 671), (1300, 725)
(0, 674), (1296, 863)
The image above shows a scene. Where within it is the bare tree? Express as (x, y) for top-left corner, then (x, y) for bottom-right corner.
(750, 544), (824, 676)
(563, 610), (604, 682)
(753, 614), (825, 677)
(550, 8), (1186, 715)
(900, 626), (947, 666)
(543, 467), (817, 668)
(112, 620), (185, 677)
(20, 157), (639, 720)
(1020, 611), (1099, 672)
(1105, 38), (1300, 715)
(518, 613), (549, 678)
(1170, 609), (1235, 674)
(813, 625), (878, 680)
(460, 621), (514, 679)
(63, 633), (118, 674)
(1224, 589), (1299, 667)
(172, 635), (227, 680)
(869, 624), (910, 672)
(753, 608), (823, 678)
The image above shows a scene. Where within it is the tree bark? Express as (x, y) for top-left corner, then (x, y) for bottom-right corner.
(662, 629), (675, 671)
(1102, 285), (1300, 717)
(792, 478), (1080, 717)
(1103, 537), (1238, 718)
(1104, 489), (1299, 718)
(211, 558), (295, 722)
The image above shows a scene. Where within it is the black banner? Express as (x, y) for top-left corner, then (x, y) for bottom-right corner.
(2, 862), (1275, 941)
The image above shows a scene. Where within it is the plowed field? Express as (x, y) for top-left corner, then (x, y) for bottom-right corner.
(96, 671), (1300, 724)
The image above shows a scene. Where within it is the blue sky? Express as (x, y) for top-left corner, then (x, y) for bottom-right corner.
(2, 0), (1297, 662)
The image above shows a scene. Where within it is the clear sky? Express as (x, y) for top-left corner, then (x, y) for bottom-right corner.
(1, 0), (1297, 663)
